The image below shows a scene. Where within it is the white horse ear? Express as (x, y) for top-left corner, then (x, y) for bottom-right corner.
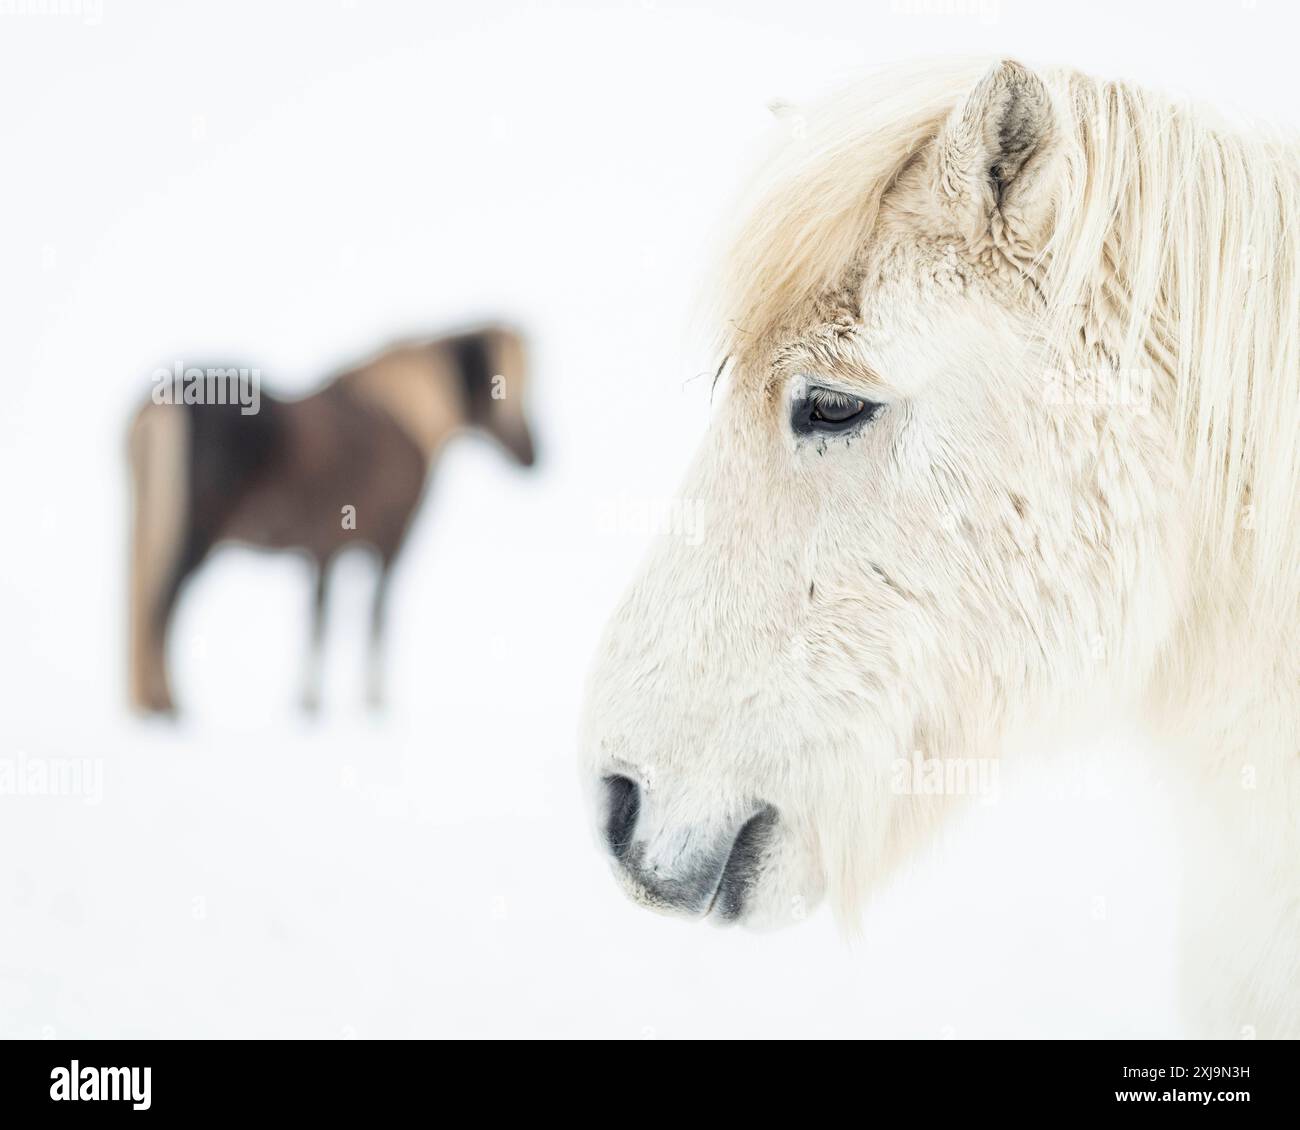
(934, 60), (1061, 246)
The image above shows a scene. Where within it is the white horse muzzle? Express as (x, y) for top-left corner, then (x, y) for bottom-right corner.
(599, 774), (778, 922)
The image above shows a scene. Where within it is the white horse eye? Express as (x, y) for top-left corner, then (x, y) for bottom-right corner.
(792, 384), (882, 436)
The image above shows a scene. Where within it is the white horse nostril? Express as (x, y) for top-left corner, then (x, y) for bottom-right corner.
(602, 775), (640, 860)
(598, 794), (780, 922)
(709, 807), (779, 921)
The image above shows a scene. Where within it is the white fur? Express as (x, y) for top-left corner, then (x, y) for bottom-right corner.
(581, 59), (1300, 1038)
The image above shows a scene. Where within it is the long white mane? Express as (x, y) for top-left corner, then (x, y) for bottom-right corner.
(714, 59), (1300, 621)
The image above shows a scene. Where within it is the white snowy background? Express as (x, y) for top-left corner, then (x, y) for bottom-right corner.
(0, 0), (1292, 1038)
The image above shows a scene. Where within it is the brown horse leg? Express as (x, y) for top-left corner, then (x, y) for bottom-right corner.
(151, 551), (207, 714)
(301, 556), (331, 713)
(131, 613), (177, 716)
(366, 559), (393, 710)
(127, 403), (189, 715)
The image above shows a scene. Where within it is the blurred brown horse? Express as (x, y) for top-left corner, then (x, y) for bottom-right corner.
(127, 324), (536, 714)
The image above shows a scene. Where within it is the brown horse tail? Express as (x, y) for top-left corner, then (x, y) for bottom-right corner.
(127, 401), (189, 713)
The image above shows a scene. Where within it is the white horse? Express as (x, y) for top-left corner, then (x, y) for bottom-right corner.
(580, 58), (1300, 1038)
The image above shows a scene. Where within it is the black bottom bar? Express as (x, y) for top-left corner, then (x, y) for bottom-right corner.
(3, 1038), (1291, 1116)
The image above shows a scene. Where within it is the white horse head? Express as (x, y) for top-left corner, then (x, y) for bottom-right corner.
(580, 59), (1300, 1030)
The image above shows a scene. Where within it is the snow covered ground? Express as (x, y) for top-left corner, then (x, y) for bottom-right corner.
(2, 0), (1292, 1038)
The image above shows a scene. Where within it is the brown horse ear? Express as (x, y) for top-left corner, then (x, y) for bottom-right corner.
(933, 60), (1061, 248)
